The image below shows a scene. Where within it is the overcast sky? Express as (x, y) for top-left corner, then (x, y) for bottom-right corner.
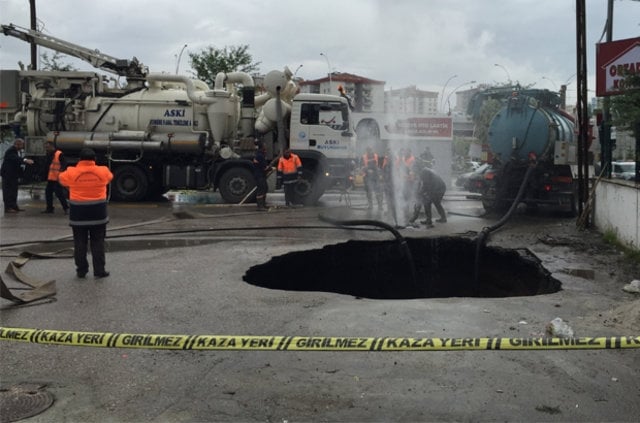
(1, 0), (638, 107)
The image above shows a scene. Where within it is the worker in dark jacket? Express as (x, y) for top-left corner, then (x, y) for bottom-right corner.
(277, 148), (302, 207)
(59, 148), (113, 278)
(42, 141), (69, 214)
(410, 167), (447, 228)
(1, 138), (34, 213)
(252, 142), (272, 211)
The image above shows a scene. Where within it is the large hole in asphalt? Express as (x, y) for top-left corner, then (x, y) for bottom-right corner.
(243, 237), (562, 299)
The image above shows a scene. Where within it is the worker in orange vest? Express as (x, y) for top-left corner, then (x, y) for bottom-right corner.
(59, 148), (113, 279)
(41, 141), (69, 214)
(277, 148), (303, 207)
(360, 146), (382, 210)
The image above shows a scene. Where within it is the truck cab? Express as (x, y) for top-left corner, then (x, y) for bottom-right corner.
(288, 94), (355, 203)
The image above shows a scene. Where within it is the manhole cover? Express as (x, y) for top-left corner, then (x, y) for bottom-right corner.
(0, 383), (54, 423)
(243, 237), (561, 299)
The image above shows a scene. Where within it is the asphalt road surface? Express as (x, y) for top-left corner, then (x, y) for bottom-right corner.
(1, 187), (638, 422)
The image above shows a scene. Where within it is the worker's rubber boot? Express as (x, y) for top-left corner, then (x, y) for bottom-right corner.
(257, 197), (268, 211)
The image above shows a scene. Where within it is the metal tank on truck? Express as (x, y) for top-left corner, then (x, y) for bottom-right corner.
(0, 23), (355, 204)
(468, 87), (578, 215)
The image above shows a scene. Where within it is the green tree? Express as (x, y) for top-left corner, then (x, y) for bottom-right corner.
(40, 51), (76, 71)
(472, 98), (502, 146)
(610, 72), (640, 139)
(189, 45), (260, 87)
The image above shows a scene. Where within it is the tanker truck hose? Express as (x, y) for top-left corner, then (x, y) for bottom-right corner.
(0, 224), (381, 250)
(317, 214), (421, 294)
(473, 162), (537, 288)
(90, 86), (144, 132)
(90, 102), (116, 133)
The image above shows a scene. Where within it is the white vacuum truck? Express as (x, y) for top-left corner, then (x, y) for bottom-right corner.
(0, 23), (355, 204)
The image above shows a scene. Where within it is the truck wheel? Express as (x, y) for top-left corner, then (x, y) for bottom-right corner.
(219, 167), (255, 204)
(112, 165), (148, 202)
(293, 168), (325, 206)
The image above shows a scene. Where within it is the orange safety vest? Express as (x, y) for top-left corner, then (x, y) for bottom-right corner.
(362, 153), (379, 168)
(403, 155), (415, 168)
(58, 160), (114, 202)
(47, 150), (63, 181)
(278, 153), (302, 175)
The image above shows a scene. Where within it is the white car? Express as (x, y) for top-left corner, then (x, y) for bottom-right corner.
(612, 162), (636, 180)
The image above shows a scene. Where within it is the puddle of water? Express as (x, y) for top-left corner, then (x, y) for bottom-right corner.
(165, 191), (222, 204)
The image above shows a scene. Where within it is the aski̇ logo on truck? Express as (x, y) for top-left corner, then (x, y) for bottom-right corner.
(164, 109), (186, 117)
(149, 109), (195, 127)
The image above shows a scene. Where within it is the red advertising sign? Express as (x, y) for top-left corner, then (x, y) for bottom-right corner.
(596, 36), (640, 96)
(384, 117), (452, 138)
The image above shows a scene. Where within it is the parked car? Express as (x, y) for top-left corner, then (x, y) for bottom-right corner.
(468, 161), (481, 171)
(612, 161), (636, 180)
(456, 163), (491, 192)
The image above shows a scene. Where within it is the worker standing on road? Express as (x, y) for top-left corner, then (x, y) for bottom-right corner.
(252, 142), (272, 211)
(360, 146), (383, 210)
(59, 148), (113, 279)
(419, 146), (435, 168)
(1, 138), (34, 214)
(399, 148), (417, 221)
(277, 148), (302, 207)
(41, 141), (69, 214)
(381, 147), (398, 225)
(410, 166), (447, 228)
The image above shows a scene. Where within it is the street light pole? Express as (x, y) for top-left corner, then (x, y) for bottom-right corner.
(294, 64), (303, 77)
(445, 80), (476, 114)
(320, 52), (332, 90)
(494, 63), (511, 83)
(29, 0), (37, 70)
(440, 74), (458, 113)
(175, 44), (187, 75)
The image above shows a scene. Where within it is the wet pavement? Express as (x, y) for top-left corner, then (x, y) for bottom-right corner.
(1, 186), (639, 422)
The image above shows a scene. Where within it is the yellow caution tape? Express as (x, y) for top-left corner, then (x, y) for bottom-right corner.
(1, 327), (639, 351)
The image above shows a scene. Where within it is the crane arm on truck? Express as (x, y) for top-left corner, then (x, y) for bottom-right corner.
(1, 23), (147, 79)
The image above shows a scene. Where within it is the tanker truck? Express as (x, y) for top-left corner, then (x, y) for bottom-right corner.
(0, 23), (355, 204)
(468, 88), (578, 215)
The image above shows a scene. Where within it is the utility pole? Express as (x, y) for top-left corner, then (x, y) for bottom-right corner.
(29, 0), (37, 70)
(576, 0), (590, 224)
(600, 0), (614, 178)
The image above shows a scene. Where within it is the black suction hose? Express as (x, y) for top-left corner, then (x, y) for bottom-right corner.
(318, 214), (421, 294)
(473, 162), (537, 287)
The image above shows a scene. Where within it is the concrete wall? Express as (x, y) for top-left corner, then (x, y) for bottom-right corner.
(594, 179), (640, 249)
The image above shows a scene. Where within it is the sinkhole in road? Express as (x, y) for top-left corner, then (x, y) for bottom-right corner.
(243, 237), (561, 299)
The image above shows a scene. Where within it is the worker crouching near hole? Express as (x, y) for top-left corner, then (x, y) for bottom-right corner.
(277, 148), (303, 207)
(58, 148), (113, 279)
(410, 166), (447, 228)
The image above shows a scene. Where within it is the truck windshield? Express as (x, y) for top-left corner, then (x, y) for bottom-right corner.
(301, 102), (348, 130)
